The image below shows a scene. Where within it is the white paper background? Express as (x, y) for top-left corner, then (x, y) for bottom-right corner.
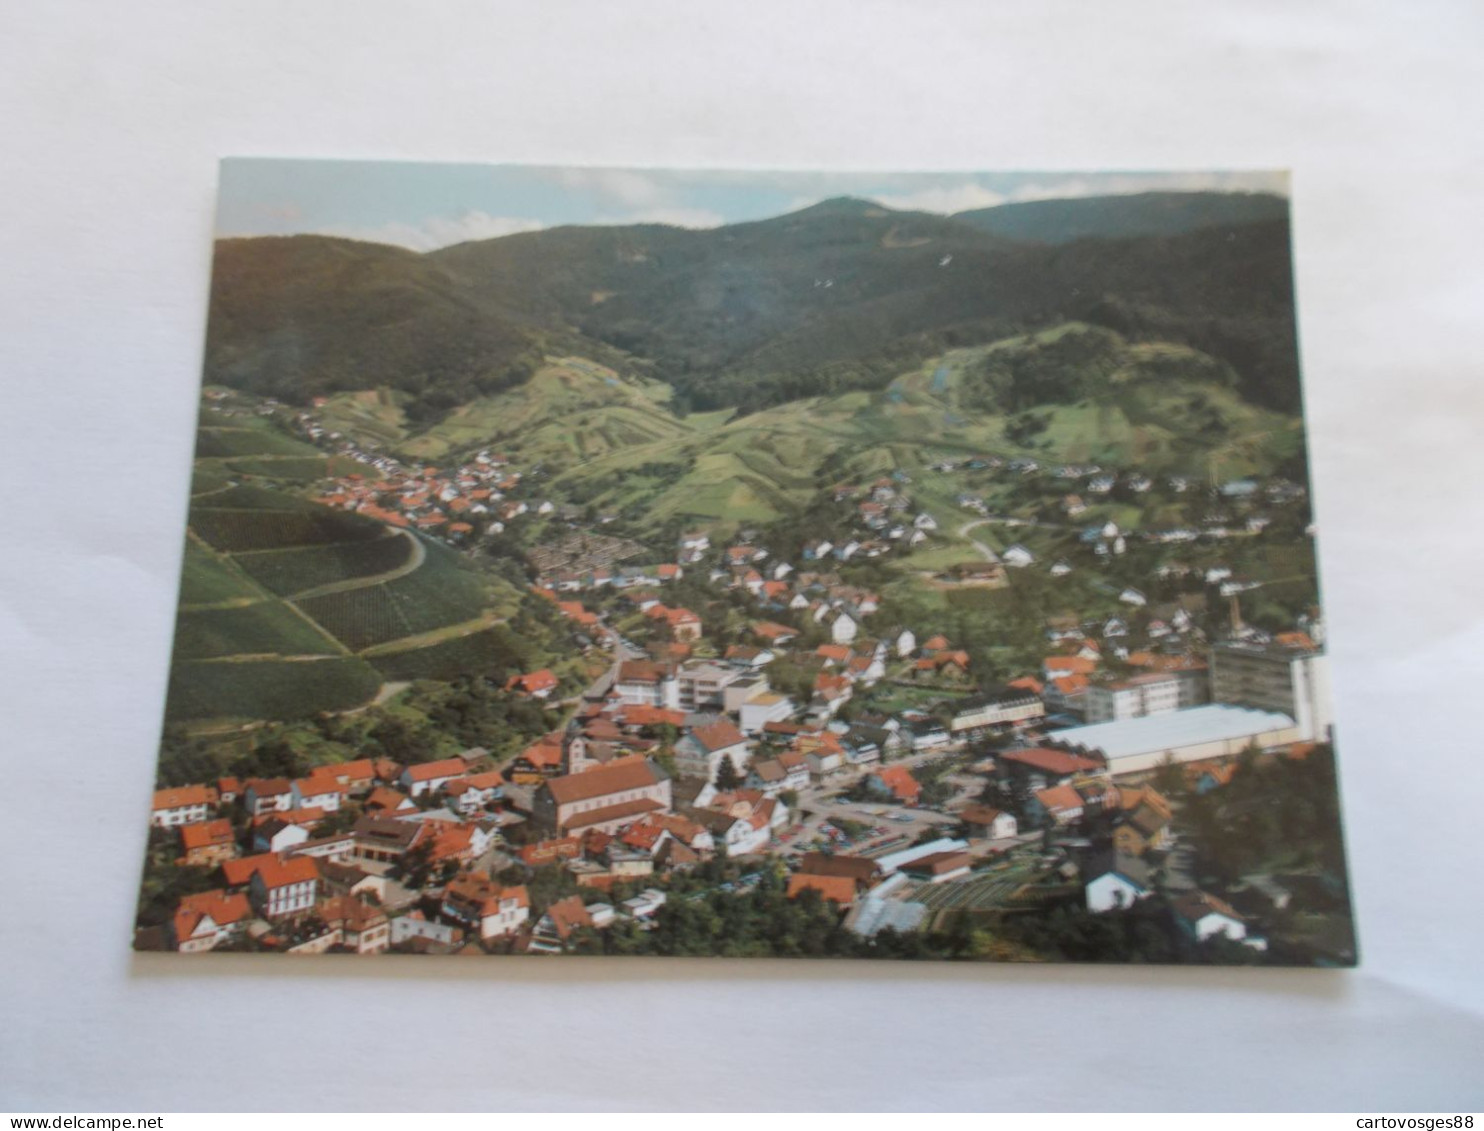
(3, 0), (1482, 1112)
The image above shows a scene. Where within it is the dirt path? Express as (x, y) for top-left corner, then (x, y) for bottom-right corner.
(956, 519), (1003, 564)
(289, 529), (425, 601)
(355, 608), (504, 657)
(190, 652), (348, 663)
(178, 596), (261, 612)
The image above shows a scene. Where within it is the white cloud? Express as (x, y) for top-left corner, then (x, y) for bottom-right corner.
(1003, 170), (1289, 204)
(600, 206), (727, 230)
(870, 182), (1011, 215)
(551, 168), (669, 208)
(312, 210), (547, 251)
(870, 171), (1288, 217)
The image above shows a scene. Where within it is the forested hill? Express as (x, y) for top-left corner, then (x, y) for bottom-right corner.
(951, 191), (1291, 244)
(204, 192), (1302, 420)
(204, 236), (550, 419)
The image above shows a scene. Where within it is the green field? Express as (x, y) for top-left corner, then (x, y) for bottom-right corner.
(164, 657), (382, 722)
(296, 585), (411, 651)
(190, 506), (384, 553)
(172, 476), (518, 719)
(172, 602), (341, 660)
(235, 531), (413, 597)
(190, 467), (232, 496)
(535, 328), (1300, 534)
(913, 861), (1042, 911)
(195, 426), (321, 459)
(223, 456), (334, 481)
(395, 359), (690, 465)
(299, 334), (1300, 546)
(383, 539), (497, 635)
(177, 541), (260, 606)
(367, 625), (534, 682)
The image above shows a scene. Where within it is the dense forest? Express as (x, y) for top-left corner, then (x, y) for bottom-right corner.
(205, 192), (1302, 421)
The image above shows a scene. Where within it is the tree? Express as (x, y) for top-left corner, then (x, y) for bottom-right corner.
(714, 755), (743, 792)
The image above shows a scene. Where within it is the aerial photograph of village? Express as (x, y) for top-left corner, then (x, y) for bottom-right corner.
(134, 161), (1355, 965)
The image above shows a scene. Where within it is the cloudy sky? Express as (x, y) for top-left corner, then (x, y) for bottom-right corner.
(216, 160), (1289, 252)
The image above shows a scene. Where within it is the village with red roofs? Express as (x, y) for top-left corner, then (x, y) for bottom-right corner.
(140, 384), (1353, 964)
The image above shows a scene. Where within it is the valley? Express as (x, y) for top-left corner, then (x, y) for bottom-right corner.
(137, 184), (1348, 967)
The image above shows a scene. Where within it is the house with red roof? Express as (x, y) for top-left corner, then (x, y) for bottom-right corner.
(518, 836), (583, 868)
(505, 668), (559, 699)
(312, 758), (377, 796)
(178, 819), (238, 867)
(441, 873), (530, 941)
(1032, 784), (1087, 827)
(816, 643), (852, 666)
(251, 807), (326, 854)
(317, 895), (390, 954)
(170, 890), (252, 953)
(900, 850), (973, 884)
(959, 804), (1018, 841)
(997, 747), (1105, 794)
(664, 606), (703, 642)
(556, 601), (600, 628)
(529, 895), (596, 954)
(242, 777), (294, 817)
(443, 770), (505, 816)
(364, 786), (416, 815)
(787, 873), (858, 905)
(533, 756), (673, 836)
(241, 854), (320, 920)
(151, 785), (214, 828)
(867, 764), (922, 806)
(753, 621), (799, 645)
(290, 774), (343, 813)
(507, 735), (567, 784)
(675, 718), (751, 782)
(688, 791), (781, 856)
(398, 756), (468, 798)
(1173, 890), (1266, 950)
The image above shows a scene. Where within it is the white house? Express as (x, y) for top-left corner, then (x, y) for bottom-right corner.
(243, 779), (293, 817)
(738, 691), (796, 735)
(1002, 544), (1035, 568)
(150, 785), (213, 828)
(830, 608), (860, 644)
(621, 888), (667, 920)
(399, 757), (467, 798)
(389, 911), (462, 949)
(674, 718), (752, 782)
(1085, 854), (1154, 913)
(252, 818), (311, 855)
(291, 777), (342, 812)
(959, 804), (1018, 841)
(247, 856), (319, 920)
(442, 873), (531, 940)
(1173, 891), (1267, 950)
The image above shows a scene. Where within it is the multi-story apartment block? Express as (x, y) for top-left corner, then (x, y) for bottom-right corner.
(1210, 640), (1332, 742)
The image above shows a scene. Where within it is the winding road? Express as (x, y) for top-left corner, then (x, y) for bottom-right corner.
(956, 519), (1004, 564)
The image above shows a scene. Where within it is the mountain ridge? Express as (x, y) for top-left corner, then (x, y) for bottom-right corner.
(204, 191), (1299, 421)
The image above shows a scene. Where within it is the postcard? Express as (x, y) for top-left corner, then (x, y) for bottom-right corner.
(134, 160), (1354, 964)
